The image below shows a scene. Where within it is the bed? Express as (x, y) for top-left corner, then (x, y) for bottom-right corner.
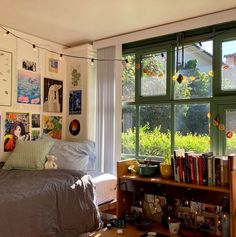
(0, 138), (111, 237)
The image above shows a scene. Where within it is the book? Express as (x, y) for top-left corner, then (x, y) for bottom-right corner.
(214, 156), (221, 186)
(202, 152), (213, 186)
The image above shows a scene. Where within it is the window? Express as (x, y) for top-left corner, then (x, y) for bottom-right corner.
(122, 22), (236, 160)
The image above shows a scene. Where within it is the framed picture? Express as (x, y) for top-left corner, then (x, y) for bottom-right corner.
(45, 52), (62, 78)
(195, 212), (217, 234)
(0, 49), (12, 106)
(22, 60), (37, 72)
(69, 63), (82, 89)
(69, 90), (81, 114)
(42, 115), (62, 139)
(17, 70), (41, 104)
(43, 78), (63, 113)
(176, 207), (196, 228)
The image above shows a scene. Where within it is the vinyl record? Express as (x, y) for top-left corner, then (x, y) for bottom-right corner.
(69, 119), (80, 136)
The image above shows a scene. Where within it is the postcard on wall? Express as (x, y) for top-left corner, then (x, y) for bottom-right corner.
(22, 60), (36, 72)
(43, 78), (63, 113)
(69, 90), (81, 114)
(70, 63), (81, 89)
(31, 114), (40, 128)
(43, 115), (62, 140)
(4, 112), (30, 152)
(0, 49), (12, 106)
(45, 52), (62, 78)
(17, 70), (41, 104)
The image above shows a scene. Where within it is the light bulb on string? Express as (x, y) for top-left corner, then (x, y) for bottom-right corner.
(3, 31), (10, 37)
(32, 44), (37, 52)
(90, 58), (94, 66)
(59, 53), (63, 61)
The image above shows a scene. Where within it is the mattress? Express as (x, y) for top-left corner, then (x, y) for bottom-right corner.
(88, 171), (117, 205)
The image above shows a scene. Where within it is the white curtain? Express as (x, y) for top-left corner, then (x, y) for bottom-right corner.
(96, 46), (116, 174)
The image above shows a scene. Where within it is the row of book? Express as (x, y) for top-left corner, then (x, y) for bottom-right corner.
(171, 149), (236, 187)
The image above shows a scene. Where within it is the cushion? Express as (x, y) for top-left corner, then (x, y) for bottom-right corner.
(3, 140), (55, 170)
(48, 140), (94, 171)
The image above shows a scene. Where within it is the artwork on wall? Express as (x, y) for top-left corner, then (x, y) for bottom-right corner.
(43, 115), (62, 139)
(45, 52), (63, 78)
(69, 90), (81, 114)
(70, 64), (81, 88)
(69, 119), (80, 136)
(22, 60), (36, 72)
(43, 78), (63, 113)
(4, 112), (30, 152)
(31, 114), (40, 128)
(48, 58), (59, 73)
(0, 49), (12, 106)
(17, 70), (41, 104)
(31, 130), (41, 141)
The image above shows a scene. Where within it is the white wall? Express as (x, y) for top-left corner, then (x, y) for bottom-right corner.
(0, 27), (66, 160)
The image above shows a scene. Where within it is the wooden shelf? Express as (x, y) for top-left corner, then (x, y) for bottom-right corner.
(120, 174), (230, 193)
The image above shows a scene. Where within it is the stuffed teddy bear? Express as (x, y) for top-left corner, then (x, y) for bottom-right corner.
(45, 155), (58, 169)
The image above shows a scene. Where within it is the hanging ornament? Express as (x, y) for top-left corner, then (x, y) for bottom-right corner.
(177, 74), (184, 84)
(189, 76), (196, 81)
(172, 75), (177, 80)
(208, 70), (214, 77)
(226, 130), (233, 139)
(213, 116), (219, 127)
(135, 63), (141, 69)
(223, 65), (229, 70)
(207, 112), (211, 119)
(218, 124), (225, 131)
(143, 68), (148, 73)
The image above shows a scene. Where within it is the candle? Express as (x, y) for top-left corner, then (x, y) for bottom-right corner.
(222, 213), (229, 237)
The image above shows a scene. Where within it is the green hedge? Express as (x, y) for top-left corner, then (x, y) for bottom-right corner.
(122, 125), (236, 157)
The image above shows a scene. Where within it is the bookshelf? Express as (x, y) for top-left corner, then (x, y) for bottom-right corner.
(116, 159), (236, 237)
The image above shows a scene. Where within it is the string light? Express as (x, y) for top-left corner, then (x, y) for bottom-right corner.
(3, 31), (10, 37)
(90, 58), (94, 66)
(32, 44), (37, 51)
(59, 53), (63, 61)
(1, 24), (236, 64)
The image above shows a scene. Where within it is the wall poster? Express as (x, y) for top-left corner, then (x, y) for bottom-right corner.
(4, 112), (30, 152)
(0, 50), (12, 106)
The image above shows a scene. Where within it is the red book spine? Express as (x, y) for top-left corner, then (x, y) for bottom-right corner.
(189, 155), (195, 184)
(198, 155), (203, 185)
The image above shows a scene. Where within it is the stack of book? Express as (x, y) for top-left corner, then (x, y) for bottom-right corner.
(171, 150), (236, 187)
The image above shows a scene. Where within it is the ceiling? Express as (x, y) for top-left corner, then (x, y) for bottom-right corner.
(0, 0), (236, 47)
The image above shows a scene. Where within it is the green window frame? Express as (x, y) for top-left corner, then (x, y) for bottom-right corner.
(121, 21), (236, 160)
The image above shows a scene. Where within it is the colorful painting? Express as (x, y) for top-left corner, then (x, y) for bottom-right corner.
(71, 64), (81, 87)
(0, 49), (12, 106)
(69, 90), (81, 114)
(17, 70), (41, 104)
(69, 119), (80, 136)
(22, 60), (36, 72)
(43, 78), (63, 113)
(31, 114), (40, 128)
(4, 112), (30, 152)
(43, 115), (62, 139)
(31, 130), (40, 141)
(49, 58), (59, 73)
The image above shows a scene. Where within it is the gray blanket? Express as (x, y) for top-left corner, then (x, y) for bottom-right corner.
(0, 169), (102, 237)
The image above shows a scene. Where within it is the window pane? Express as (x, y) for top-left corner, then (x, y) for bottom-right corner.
(174, 40), (213, 99)
(122, 54), (135, 102)
(221, 40), (236, 91)
(139, 104), (171, 157)
(174, 103), (210, 153)
(121, 104), (136, 156)
(141, 52), (167, 96)
(225, 109), (236, 154)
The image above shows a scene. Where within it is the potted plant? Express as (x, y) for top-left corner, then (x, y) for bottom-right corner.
(160, 148), (172, 179)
